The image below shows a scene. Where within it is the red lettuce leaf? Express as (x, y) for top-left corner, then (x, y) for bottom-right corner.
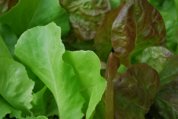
(95, 0), (166, 64)
(60, 0), (111, 40)
(114, 64), (160, 119)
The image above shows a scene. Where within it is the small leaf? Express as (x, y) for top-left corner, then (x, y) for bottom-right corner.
(114, 64), (160, 119)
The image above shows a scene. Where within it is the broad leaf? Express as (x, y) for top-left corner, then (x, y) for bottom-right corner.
(135, 46), (173, 73)
(0, 0), (64, 36)
(15, 23), (85, 119)
(114, 64), (160, 119)
(63, 51), (106, 119)
(0, 58), (34, 115)
(60, 0), (111, 40)
(95, 0), (166, 65)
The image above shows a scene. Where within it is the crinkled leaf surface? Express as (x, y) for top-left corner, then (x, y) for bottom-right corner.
(111, 0), (166, 65)
(149, 0), (178, 53)
(60, 0), (111, 40)
(114, 64), (160, 119)
(95, 0), (166, 64)
(15, 23), (85, 119)
(63, 51), (106, 119)
(0, 0), (62, 35)
(135, 46), (173, 73)
(0, 58), (34, 116)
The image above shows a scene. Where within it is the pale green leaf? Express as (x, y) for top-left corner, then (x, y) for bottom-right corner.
(0, 58), (34, 116)
(63, 51), (106, 119)
(15, 22), (85, 119)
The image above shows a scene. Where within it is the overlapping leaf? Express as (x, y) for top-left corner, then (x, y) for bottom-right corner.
(60, 0), (111, 40)
(149, 0), (178, 53)
(0, 0), (67, 36)
(135, 46), (173, 73)
(0, 36), (11, 58)
(15, 23), (85, 119)
(154, 56), (178, 118)
(114, 64), (160, 119)
(0, 58), (34, 117)
(0, 24), (18, 56)
(15, 23), (106, 119)
(95, 0), (166, 64)
(63, 51), (106, 119)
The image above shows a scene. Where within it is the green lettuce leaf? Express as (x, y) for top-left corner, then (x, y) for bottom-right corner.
(0, 24), (18, 56)
(15, 22), (85, 119)
(0, 36), (11, 58)
(0, 0), (64, 36)
(31, 87), (58, 117)
(0, 58), (34, 117)
(135, 46), (173, 73)
(0, 96), (21, 119)
(63, 51), (106, 119)
(114, 64), (160, 119)
(26, 116), (48, 119)
(110, 0), (121, 9)
(15, 22), (106, 119)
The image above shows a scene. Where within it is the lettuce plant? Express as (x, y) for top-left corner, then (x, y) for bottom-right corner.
(0, 0), (178, 119)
